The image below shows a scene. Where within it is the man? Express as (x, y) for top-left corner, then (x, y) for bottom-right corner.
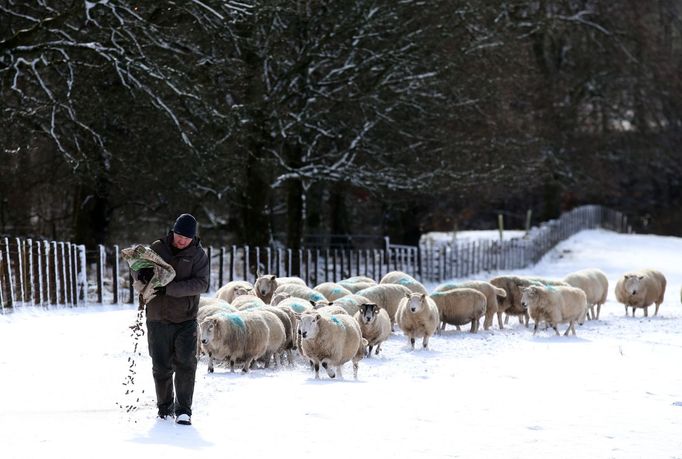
(137, 213), (209, 426)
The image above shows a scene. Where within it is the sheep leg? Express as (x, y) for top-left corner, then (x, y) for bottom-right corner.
(440, 321), (446, 331)
(552, 324), (560, 336)
(410, 337), (415, 349)
(524, 312), (530, 327)
(242, 358), (253, 373)
(497, 311), (504, 329)
(229, 359), (236, 373)
(352, 360), (359, 379)
(422, 335), (430, 349)
(313, 362), (320, 379)
(644, 306), (649, 317)
(321, 361), (335, 379)
(504, 314), (510, 325)
(654, 302), (661, 316)
(366, 345), (374, 358)
(469, 320), (476, 333)
(286, 349), (294, 366)
(375, 343), (382, 355)
(533, 322), (539, 335)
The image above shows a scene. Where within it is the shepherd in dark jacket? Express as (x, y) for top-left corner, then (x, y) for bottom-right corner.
(137, 213), (209, 426)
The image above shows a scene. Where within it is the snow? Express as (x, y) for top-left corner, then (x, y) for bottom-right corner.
(1, 229), (682, 458)
(420, 229), (526, 246)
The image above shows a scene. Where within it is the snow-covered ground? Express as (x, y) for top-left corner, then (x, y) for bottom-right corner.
(420, 229), (526, 246)
(1, 229), (681, 459)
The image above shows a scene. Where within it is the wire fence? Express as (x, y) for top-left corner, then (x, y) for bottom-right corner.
(0, 204), (629, 309)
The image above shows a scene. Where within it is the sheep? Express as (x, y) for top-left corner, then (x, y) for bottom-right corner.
(253, 309), (287, 368)
(232, 294), (267, 311)
(316, 305), (351, 315)
(273, 283), (327, 304)
(215, 280), (254, 303)
(253, 274), (307, 303)
(313, 282), (353, 301)
(261, 306), (296, 365)
(356, 284), (413, 328)
(199, 296), (233, 309)
(353, 303), (391, 357)
(298, 311), (366, 379)
(614, 269), (667, 317)
(380, 270), (428, 295)
(341, 276), (377, 284)
(430, 288), (487, 333)
(323, 294), (370, 316)
(395, 292), (440, 350)
(199, 311), (270, 373)
(270, 291), (292, 306)
(562, 268), (609, 320)
(276, 297), (316, 315)
(338, 279), (377, 293)
(490, 275), (569, 328)
(197, 301), (237, 323)
(520, 285), (588, 336)
(434, 281), (506, 330)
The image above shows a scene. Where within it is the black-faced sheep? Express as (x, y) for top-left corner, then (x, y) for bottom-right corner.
(614, 269), (667, 317)
(253, 274), (306, 303)
(353, 303), (391, 357)
(520, 285), (587, 336)
(380, 270), (428, 295)
(355, 284), (413, 328)
(562, 268), (609, 320)
(395, 292), (440, 349)
(298, 312), (366, 379)
(430, 288), (487, 333)
(434, 281), (506, 330)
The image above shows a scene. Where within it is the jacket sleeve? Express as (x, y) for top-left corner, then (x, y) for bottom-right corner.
(165, 250), (209, 297)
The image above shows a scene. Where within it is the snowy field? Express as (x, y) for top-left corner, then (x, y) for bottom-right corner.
(1, 229), (681, 459)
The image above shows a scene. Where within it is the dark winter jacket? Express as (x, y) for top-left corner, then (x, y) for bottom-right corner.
(145, 233), (209, 323)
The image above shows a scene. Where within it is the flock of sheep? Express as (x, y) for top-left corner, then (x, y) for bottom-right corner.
(196, 267), (669, 379)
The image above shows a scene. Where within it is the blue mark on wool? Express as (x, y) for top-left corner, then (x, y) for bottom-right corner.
(311, 293), (325, 302)
(431, 291), (447, 298)
(330, 316), (345, 328)
(225, 313), (245, 329)
(331, 288), (344, 295)
(438, 283), (460, 291)
(290, 303), (307, 313)
(398, 278), (415, 286)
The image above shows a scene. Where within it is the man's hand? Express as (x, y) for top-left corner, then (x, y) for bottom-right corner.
(153, 285), (166, 296)
(137, 267), (154, 284)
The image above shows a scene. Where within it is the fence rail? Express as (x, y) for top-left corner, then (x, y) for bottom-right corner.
(0, 205), (629, 309)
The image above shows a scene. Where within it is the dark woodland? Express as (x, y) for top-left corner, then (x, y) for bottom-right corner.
(2, 1), (681, 248)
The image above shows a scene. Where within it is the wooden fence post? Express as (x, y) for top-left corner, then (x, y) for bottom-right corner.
(112, 244), (120, 304)
(49, 241), (58, 305)
(97, 244), (105, 304)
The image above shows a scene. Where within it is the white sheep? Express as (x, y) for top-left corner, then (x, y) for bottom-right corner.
(253, 309), (287, 368)
(395, 292), (440, 349)
(313, 282), (353, 301)
(273, 283), (327, 304)
(318, 294), (370, 316)
(490, 275), (569, 328)
(563, 268), (609, 320)
(196, 301), (237, 357)
(232, 294), (267, 311)
(298, 312), (366, 379)
(253, 274), (306, 303)
(215, 280), (254, 303)
(270, 291), (292, 306)
(434, 281), (506, 330)
(614, 269), (667, 317)
(430, 288), (487, 333)
(353, 303), (391, 357)
(199, 311), (270, 373)
(199, 296), (233, 309)
(356, 284), (413, 328)
(316, 305), (350, 315)
(338, 279), (377, 293)
(380, 270), (428, 294)
(520, 285), (588, 336)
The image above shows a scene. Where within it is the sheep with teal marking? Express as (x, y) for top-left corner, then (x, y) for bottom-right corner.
(380, 270), (428, 295)
(298, 311), (367, 379)
(253, 309), (287, 368)
(434, 281), (506, 330)
(323, 293), (371, 316)
(232, 294), (267, 310)
(338, 277), (377, 293)
(199, 311), (270, 373)
(273, 283), (327, 304)
(313, 282), (353, 301)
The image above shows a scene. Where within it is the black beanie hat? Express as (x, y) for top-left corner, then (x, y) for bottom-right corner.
(173, 213), (197, 238)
